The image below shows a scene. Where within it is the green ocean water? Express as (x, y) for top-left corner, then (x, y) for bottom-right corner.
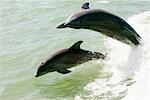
(0, 0), (150, 100)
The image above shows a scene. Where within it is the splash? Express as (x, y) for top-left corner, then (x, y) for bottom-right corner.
(75, 11), (150, 100)
(124, 11), (150, 100)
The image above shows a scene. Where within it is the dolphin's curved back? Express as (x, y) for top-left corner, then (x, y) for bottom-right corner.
(57, 8), (141, 45)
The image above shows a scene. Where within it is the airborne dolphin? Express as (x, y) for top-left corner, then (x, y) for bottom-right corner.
(57, 3), (141, 46)
(35, 41), (106, 77)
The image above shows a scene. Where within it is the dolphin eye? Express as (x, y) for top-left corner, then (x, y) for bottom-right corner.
(41, 62), (44, 65)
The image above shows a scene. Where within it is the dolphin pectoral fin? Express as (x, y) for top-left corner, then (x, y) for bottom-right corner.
(57, 68), (71, 74)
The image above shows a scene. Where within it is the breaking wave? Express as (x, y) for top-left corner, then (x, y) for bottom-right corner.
(75, 11), (150, 100)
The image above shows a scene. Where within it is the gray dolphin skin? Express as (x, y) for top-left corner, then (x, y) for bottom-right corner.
(57, 3), (141, 46)
(82, 2), (90, 9)
(35, 41), (106, 77)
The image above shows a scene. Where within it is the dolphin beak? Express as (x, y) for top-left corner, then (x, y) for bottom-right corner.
(56, 22), (67, 28)
(35, 74), (39, 77)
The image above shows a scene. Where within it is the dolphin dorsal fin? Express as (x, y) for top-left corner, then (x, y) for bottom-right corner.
(82, 2), (90, 10)
(69, 41), (83, 50)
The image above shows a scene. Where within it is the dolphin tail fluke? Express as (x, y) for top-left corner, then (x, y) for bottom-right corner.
(121, 21), (141, 45)
(130, 36), (140, 45)
(126, 32), (141, 46)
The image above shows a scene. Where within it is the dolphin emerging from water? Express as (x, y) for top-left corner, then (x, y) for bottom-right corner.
(57, 3), (141, 46)
(35, 41), (106, 77)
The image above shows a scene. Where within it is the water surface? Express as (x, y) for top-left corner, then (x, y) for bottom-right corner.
(0, 0), (150, 100)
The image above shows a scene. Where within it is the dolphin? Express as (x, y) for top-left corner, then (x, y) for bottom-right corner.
(57, 3), (141, 46)
(35, 41), (106, 77)
(82, 2), (89, 9)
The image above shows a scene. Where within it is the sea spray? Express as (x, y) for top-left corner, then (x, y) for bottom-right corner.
(75, 11), (150, 100)
(124, 11), (150, 100)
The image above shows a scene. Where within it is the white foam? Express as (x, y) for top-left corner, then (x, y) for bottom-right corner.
(124, 11), (150, 100)
(75, 11), (150, 100)
(98, 0), (111, 4)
